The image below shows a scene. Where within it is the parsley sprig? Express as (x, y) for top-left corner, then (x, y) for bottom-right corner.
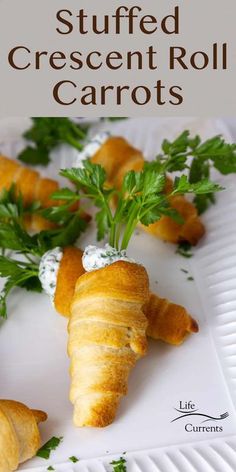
(59, 160), (222, 251)
(0, 194), (88, 318)
(36, 436), (63, 459)
(110, 457), (127, 472)
(0, 255), (41, 319)
(0, 185), (88, 253)
(18, 118), (87, 166)
(152, 130), (236, 213)
(0, 185), (40, 227)
(0, 221), (44, 319)
(38, 205), (88, 249)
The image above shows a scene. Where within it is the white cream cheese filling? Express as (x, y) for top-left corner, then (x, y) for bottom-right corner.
(82, 244), (135, 272)
(39, 247), (63, 302)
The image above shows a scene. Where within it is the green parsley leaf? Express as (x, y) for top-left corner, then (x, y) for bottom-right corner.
(153, 131), (236, 213)
(173, 175), (223, 196)
(0, 185), (41, 226)
(47, 467), (55, 471)
(69, 456), (79, 463)
(40, 204), (76, 225)
(193, 193), (216, 214)
(0, 256), (41, 319)
(0, 221), (40, 254)
(18, 146), (50, 166)
(110, 457), (127, 472)
(61, 161), (107, 192)
(187, 276), (194, 281)
(51, 188), (79, 202)
(38, 212), (88, 250)
(36, 436), (63, 460)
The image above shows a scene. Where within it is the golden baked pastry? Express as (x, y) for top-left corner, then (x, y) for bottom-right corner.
(68, 261), (149, 427)
(144, 293), (199, 345)
(0, 399), (47, 472)
(54, 246), (85, 317)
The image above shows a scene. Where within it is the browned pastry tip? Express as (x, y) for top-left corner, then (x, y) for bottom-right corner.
(144, 293), (199, 345)
(189, 316), (199, 333)
(31, 409), (48, 424)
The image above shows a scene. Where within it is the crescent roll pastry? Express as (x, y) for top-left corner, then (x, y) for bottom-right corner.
(144, 293), (199, 345)
(68, 261), (149, 427)
(0, 155), (83, 232)
(0, 399), (47, 472)
(91, 137), (205, 245)
(54, 246), (85, 317)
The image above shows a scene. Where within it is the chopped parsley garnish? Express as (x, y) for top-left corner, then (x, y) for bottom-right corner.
(176, 242), (193, 258)
(110, 457), (127, 472)
(187, 276), (194, 281)
(180, 268), (189, 273)
(105, 117), (127, 122)
(69, 456), (79, 463)
(36, 436), (63, 459)
(47, 467), (55, 471)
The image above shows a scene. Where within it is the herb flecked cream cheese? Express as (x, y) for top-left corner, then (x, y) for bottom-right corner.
(39, 247), (63, 302)
(82, 244), (135, 272)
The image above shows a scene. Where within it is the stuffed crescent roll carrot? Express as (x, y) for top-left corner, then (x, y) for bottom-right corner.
(38, 244), (149, 427)
(74, 132), (205, 245)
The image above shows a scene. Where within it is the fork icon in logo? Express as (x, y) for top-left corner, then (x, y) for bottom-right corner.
(171, 410), (229, 423)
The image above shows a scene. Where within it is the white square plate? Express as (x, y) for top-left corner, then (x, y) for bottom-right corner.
(1, 117), (236, 471)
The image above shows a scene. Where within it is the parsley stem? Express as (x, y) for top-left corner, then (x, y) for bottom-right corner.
(121, 219), (138, 250)
(24, 253), (38, 265)
(120, 203), (139, 250)
(109, 223), (116, 248)
(115, 222), (123, 249)
(71, 122), (86, 139)
(66, 135), (84, 151)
